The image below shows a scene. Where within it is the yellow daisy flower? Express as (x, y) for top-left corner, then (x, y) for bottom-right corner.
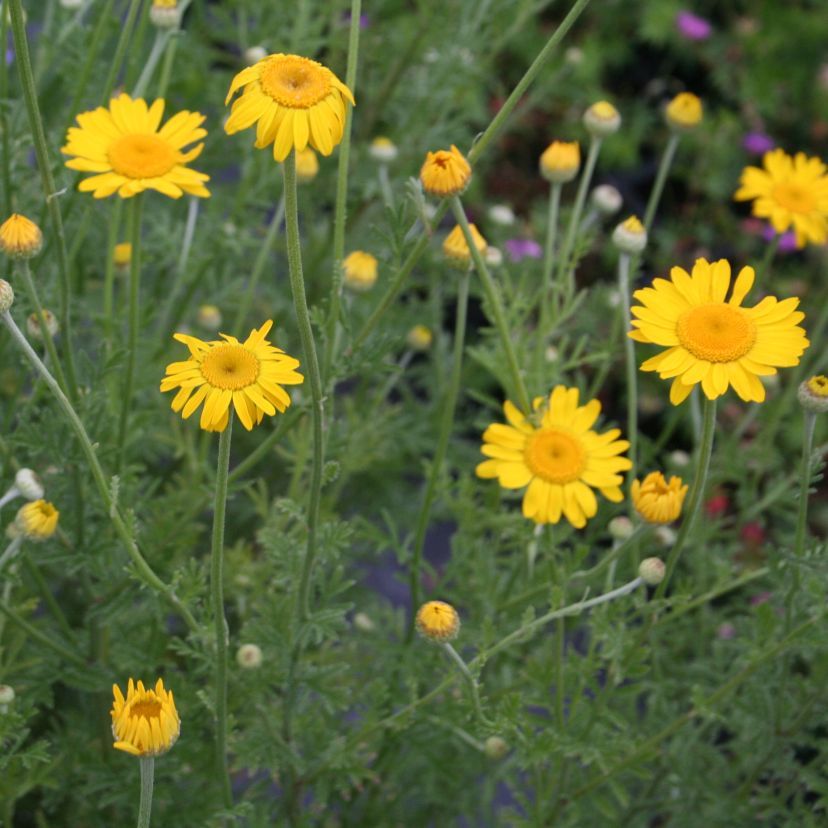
(415, 601), (460, 642)
(62, 94), (210, 199)
(631, 471), (688, 524)
(160, 320), (304, 432)
(734, 149), (828, 247)
(224, 53), (355, 162)
(630, 258), (809, 405)
(476, 386), (632, 529)
(111, 678), (180, 757)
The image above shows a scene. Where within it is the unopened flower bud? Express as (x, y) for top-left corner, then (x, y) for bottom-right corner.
(798, 375), (828, 414)
(654, 526), (677, 547)
(197, 304), (222, 331)
(149, 0), (181, 28)
(591, 184), (622, 216)
(608, 515), (634, 540)
(669, 450), (690, 468)
(236, 643), (263, 669)
(113, 242), (132, 270)
(369, 136), (398, 163)
(612, 215), (647, 254)
(415, 600), (460, 642)
(443, 224), (486, 269)
(665, 92), (703, 131)
(15, 468), (43, 501)
(583, 101), (621, 137)
(244, 46), (268, 66)
(0, 279), (14, 312)
(406, 325), (433, 352)
(60, 0), (84, 8)
(0, 684), (14, 712)
(26, 310), (59, 340)
(343, 251), (379, 292)
(539, 141), (580, 183)
(484, 736), (509, 760)
(485, 246), (503, 267)
(0, 214), (42, 259)
(487, 204), (516, 226)
(352, 612), (375, 632)
(639, 557), (665, 585)
(15, 500), (59, 540)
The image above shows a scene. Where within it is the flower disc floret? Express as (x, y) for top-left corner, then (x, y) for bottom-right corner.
(734, 149), (828, 248)
(160, 320), (304, 432)
(420, 145), (472, 197)
(224, 53), (354, 162)
(111, 678), (180, 757)
(476, 386), (632, 529)
(630, 258), (809, 405)
(62, 94), (210, 199)
(631, 471), (688, 524)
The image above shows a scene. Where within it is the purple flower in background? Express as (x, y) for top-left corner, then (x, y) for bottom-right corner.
(342, 12), (370, 28)
(505, 238), (542, 262)
(5, 47), (12, 66)
(676, 10), (712, 41)
(761, 225), (798, 253)
(743, 132), (775, 155)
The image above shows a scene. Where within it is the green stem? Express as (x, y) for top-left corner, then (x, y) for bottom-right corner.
(211, 417), (234, 811)
(102, 201), (124, 350)
(101, 0), (142, 100)
(18, 259), (69, 396)
(0, 600), (86, 667)
(8, 0), (79, 402)
(643, 132), (680, 232)
(618, 253), (637, 473)
(282, 152), (325, 621)
(137, 756), (155, 828)
(571, 612), (822, 803)
(656, 396), (716, 597)
(227, 408), (299, 485)
(451, 197), (531, 412)
(556, 136), (602, 298)
(536, 182), (562, 377)
(22, 557), (76, 645)
(793, 412), (817, 560)
(406, 269), (470, 639)
(232, 196), (284, 333)
(0, 7), (12, 217)
(1, 311), (198, 632)
(116, 195), (144, 475)
(322, 0), (361, 386)
(131, 29), (170, 98)
(443, 642), (491, 726)
(757, 235), (780, 280)
(466, 0), (593, 166)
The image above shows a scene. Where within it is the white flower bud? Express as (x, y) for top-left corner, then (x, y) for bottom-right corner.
(26, 310), (59, 340)
(608, 516), (634, 540)
(353, 612), (375, 632)
(484, 736), (509, 759)
(149, 1), (181, 29)
(236, 643), (263, 669)
(654, 526), (676, 547)
(487, 204), (516, 226)
(15, 468), (43, 501)
(0, 279), (13, 312)
(612, 215), (647, 254)
(591, 184), (622, 216)
(369, 137), (398, 163)
(485, 246), (503, 267)
(244, 46), (268, 66)
(638, 557), (665, 585)
(0, 684), (14, 712)
(798, 376), (828, 414)
(669, 450), (691, 468)
(583, 101), (622, 137)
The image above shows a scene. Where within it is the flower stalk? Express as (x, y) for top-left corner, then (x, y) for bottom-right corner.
(137, 757), (155, 828)
(643, 133), (680, 232)
(618, 252), (638, 473)
(442, 642), (491, 727)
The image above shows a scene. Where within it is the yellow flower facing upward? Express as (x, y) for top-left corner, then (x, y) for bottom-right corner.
(15, 500), (59, 540)
(294, 147), (319, 182)
(734, 149), (828, 248)
(342, 251), (378, 292)
(415, 601), (460, 642)
(111, 678), (180, 757)
(631, 471), (688, 524)
(0, 214), (42, 258)
(584, 101), (621, 136)
(540, 141), (580, 183)
(798, 375), (828, 414)
(224, 53), (354, 162)
(630, 258), (809, 405)
(406, 324), (433, 352)
(62, 94), (210, 199)
(160, 320), (304, 432)
(665, 92), (703, 130)
(420, 145), (472, 197)
(443, 223), (487, 267)
(113, 242), (132, 268)
(476, 386), (632, 529)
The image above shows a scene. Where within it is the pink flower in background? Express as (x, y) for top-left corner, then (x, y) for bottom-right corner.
(742, 132), (775, 155)
(717, 623), (736, 640)
(505, 238), (542, 262)
(676, 10), (712, 41)
(761, 225), (799, 253)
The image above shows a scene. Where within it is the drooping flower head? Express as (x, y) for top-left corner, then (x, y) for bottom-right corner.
(630, 258), (809, 405)
(224, 53), (354, 162)
(734, 149), (828, 248)
(631, 471), (688, 524)
(160, 320), (303, 432)
(415, 601), (460, 642)
(420, 145), (472, 197)
(0, 214), (42, 258)
(62, 94), (210, 199)
(476, 386), (632, 529)
(443, 223), (487, 269)
(15, 500), (59, 540)
(111, 678), (180, 757)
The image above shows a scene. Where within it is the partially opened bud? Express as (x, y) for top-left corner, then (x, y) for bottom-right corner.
(420, 145), (472, 197)
(539, 141), (580, 183)
(415, 600), (460, 642)
(798, 375), (828, 414)
(612, 215), (647, 254)
(639, 557), (666, 585)
(369, 136), (398, 163)
(583, 101), (621, 137)
(0, 214), (42, 259)
(26, 310), (59, 340)
(665, 93), (703, 131)
(149, 0), (181, 28)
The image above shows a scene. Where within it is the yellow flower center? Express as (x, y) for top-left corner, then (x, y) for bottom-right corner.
(807, 375), (828, 397)
(260, 55), (331, 108)
(676, 304), (756, 363)
(525, 428), (585, 484)
(772, 182), (815, 214)
(129, 699), (162, 720)
(108, 134), (177, 179)
(200, 344), (260, 390)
